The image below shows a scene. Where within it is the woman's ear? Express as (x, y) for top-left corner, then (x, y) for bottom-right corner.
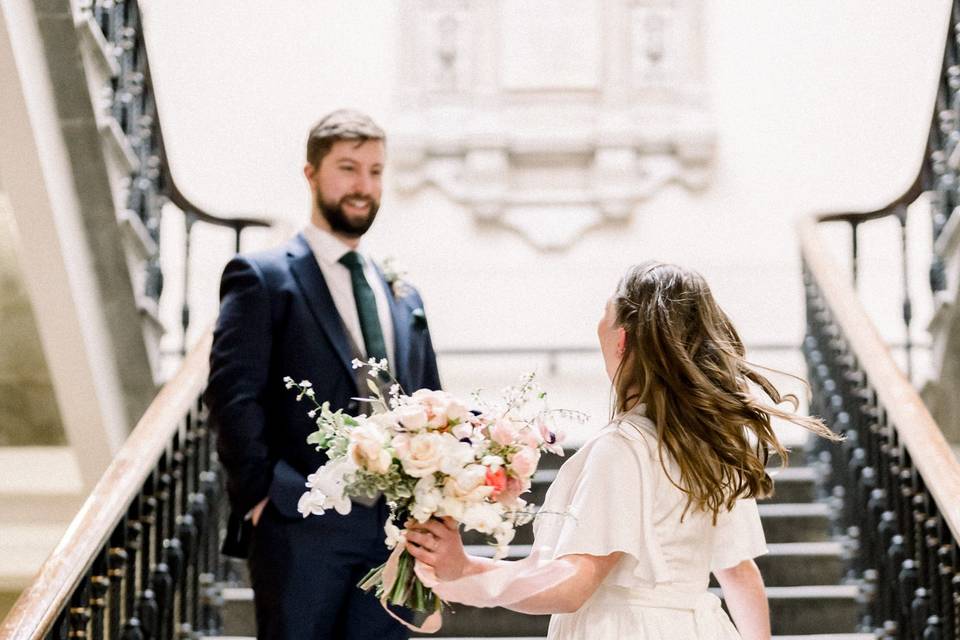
(616, 327), (626, 357)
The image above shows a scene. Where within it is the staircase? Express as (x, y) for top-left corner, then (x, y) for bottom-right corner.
(213, 439), (869, 640)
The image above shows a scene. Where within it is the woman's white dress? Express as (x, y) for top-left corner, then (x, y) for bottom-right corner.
(534, 407), (768, 639)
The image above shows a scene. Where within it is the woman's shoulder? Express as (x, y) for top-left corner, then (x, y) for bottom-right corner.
(578, 415), (658, 466)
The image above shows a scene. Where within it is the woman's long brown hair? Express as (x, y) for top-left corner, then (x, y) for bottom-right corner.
(611, 261), (840, 522)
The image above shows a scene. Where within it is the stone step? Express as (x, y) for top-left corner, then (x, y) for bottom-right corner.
(758, 503), (833, 544)
(748, 542), (844, 587)
(768, 466), (818, 504)
(221, 584), (859, 637)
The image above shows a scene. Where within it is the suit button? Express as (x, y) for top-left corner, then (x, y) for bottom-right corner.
(347, 400), (359, 414)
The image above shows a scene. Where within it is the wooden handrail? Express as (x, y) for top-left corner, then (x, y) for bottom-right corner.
(0, 331), (213, 639)
(814, 170), (926, 226)
(142, 24), (272, 234)
(799, 216), (960, 537)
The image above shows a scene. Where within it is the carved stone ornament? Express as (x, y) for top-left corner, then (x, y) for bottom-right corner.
(393, 0), (714, 251)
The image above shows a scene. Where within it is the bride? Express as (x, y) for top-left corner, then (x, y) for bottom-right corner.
(405, 261), (838, 639)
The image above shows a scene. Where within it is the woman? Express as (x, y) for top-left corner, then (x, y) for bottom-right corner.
(406, 261), (838, 639)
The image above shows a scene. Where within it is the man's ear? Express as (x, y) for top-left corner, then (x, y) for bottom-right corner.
(303, 162), (316, 182)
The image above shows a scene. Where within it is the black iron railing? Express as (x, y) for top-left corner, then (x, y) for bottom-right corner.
(0, 334), (227, 640)
(801, 213), (960, 640)
(928, 9), (960, 294)
(797, 12), (960, 638)
(89, 0), (270, 355)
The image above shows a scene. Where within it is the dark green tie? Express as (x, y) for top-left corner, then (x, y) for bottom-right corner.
(339, 251), (388, 364)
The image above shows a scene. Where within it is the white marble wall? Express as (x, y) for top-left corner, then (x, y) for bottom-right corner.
(141, 1), (949, 436)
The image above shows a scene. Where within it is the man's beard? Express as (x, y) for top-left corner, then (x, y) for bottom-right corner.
(317, 192), (380, 237)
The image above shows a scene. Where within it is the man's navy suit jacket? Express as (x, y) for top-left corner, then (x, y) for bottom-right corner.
(205, 233), (441, 555)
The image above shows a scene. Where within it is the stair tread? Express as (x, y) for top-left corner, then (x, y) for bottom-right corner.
(758, 502), (831, 516)
(770, 467), (817, 481)
(764, 541), (843, 555)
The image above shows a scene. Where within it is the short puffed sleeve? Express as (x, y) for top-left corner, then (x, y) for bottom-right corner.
(710, 496), (768, 571)
(550, 426), (668, 583)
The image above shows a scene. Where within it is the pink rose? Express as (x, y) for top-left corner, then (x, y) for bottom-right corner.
(496, 475), (531, 507)
(490, 418), (519, 446)
(509, 446), (540, 478)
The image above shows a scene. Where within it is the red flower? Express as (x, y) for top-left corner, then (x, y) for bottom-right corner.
(484, 467), (508, 498)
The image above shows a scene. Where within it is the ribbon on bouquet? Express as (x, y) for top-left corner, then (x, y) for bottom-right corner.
(379, 541), (443, 634)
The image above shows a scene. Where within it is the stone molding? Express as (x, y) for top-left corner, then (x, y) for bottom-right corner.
(393, 0), (714, 251)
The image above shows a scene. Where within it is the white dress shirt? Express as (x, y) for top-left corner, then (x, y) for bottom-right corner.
(301, 224), (395, 368)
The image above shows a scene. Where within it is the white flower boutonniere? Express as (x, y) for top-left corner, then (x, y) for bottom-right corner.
(381, 256), (413, 300)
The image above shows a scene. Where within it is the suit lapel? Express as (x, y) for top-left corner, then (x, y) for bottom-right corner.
(373, 265), (412, 392)
(288, 234), (356, 381)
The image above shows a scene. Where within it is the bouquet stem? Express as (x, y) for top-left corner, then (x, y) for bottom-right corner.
(358, 548), (440, 614)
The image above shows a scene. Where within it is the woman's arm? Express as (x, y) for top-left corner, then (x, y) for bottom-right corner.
(713, 559), (770, 640)
(406, 518), (622, 614)
(500, 552), (622, 614)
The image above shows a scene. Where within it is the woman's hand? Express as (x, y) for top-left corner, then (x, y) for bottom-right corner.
(404, 517), (469, 581)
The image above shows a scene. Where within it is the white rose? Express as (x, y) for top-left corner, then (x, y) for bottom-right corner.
(437, 494), (466, 521)
(392, 433), (410, 458)
(399, 432), (444, 478)
(412, 476), (443, 522)
(445, 397), (471, 424)
(444, 464), (489, 501)
(461, 502), (504, 535)
(348, 423), (392, 474)
(411, 389), (452, 427)
(396, 405), (429, 431)
(438, 434), (476, 475)
(368, 412), (400, 431)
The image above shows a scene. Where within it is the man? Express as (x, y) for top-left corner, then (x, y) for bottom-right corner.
(205, 109), (441, 639)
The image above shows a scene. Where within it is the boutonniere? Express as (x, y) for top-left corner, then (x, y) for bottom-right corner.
(381, 256), (413, 300)
(411, 307), (427, 330)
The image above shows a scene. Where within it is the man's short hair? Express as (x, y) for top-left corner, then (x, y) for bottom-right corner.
(306, 109), (386, 168)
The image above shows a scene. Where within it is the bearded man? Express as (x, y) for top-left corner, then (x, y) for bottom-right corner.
(205, 109), (441, 640)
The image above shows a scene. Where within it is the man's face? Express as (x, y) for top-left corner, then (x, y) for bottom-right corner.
(307, 139), (385, 237)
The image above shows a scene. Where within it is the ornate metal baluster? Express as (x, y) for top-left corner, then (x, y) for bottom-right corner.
(88, 552), (109, 640)
(68, 576), (92, 639)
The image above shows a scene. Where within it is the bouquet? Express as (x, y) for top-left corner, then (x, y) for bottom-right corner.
(285, 359), (575, 632)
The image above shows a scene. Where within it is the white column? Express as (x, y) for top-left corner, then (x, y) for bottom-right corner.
(0, 0), (130, 488)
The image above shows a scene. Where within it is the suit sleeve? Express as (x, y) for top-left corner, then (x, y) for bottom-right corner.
(204, 256), (274, 516)
(414, 291), (442, 391)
